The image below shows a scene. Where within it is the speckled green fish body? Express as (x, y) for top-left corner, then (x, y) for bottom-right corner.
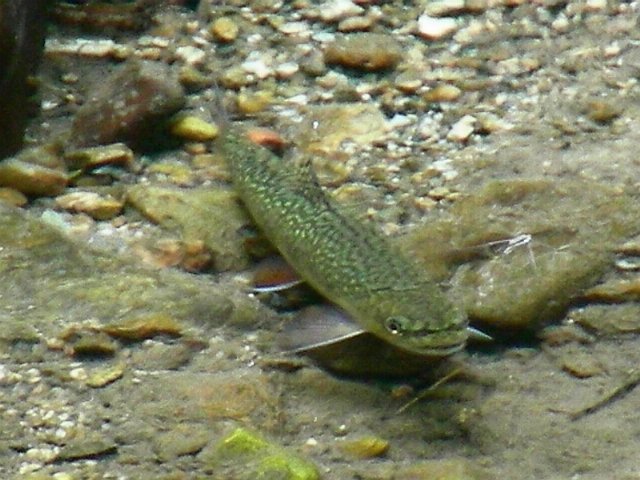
(219, 129), (469, 356)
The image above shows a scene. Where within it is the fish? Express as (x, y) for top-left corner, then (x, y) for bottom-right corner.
(217, 127), (471, 357)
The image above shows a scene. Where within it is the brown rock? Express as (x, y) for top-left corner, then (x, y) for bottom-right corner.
(324, 33), (402, 71)
(70, 60), (186, 150)
(0, 158), (67, 197)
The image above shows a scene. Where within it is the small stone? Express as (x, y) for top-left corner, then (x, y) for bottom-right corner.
(319, 0), (364, 23)
(101, 313), (183, 340)
(236, 90), (274, 114)
(586, 100), (621, 124)
(201, 427), (320, 480)
(241, 55), (273, 79)
(170, 116), (219, 142)
(447, 114), (476, 142)
(583, 278), (640, 303)
(275, 62), (300, 79)
(175, 45), (206, 66)
(423, 84), (462, 102)
(476, 113), (513, 134)
(0, 158), (67, 197)
(417, 15), (458, 40)
(337, 15), (374, 32)
(338, 436), (389, 458)
(179, 66), (211, 91)
(0, 187), (28, 206)
(585, 0), (607, 11)
(394, 70), (423, 93)
(324, 33), (402, 71)
(69, 331), (118, 357)
(147, 161), (195, 186)
(210, 17), (239, 43)
(428, 186), (451, 200)
(423, 0), (466, 16)
(86, 362), (126, 388)
(64, 143), (134, 172)
(298, 103), (388, 152)
(55, 191), (124, 220)
(56, 436), (117, 461)
(153, 425), (210, 461)
(571, 304), (640, 335)
(560, 352), (603, 379)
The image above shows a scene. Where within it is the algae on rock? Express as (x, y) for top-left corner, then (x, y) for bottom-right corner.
(127, 184), (251, 271)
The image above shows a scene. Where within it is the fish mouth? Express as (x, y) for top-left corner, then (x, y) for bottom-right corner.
(404, 328), (469, 357)
(415, 342), (466, 357)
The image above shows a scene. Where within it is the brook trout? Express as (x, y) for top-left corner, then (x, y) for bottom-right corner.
(218, 128), (469, 356)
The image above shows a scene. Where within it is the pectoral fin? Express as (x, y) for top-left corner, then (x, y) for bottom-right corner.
(280, 305), (366, 353)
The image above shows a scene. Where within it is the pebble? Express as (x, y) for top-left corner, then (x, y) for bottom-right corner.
(101, 313), (183, 341)
(236, 90), (274, 114)
(338, 15), (375, 32)
(416, 15), (458, 40)
(570, 304), (640, 335)
(338, 436), (389, 459)
(64, 143), (134, 172)
(85, 362), (126, 388)
(586, 100), (621, 124)
(241, 54), (274, 79)
(447, 114), (476, 142)
(170, 116), (220, 142)
(298, 103), (388, 152)
(0, 187), (28, 206)
(55, 191), (124, 220)
(0, 158), (67, 197)
(319, 0), (364, 22)
(210, 17), (239, 42)
(583, 278), (640, 303)
(70, 60), (186, 149)
(324, 33), (402, 71)
(175, 45), (206, 66)
(423, 84), (462, 102)
(394, 70), (423, 93)
(423, 0), (466, 16)
(560, 351), (603, 379)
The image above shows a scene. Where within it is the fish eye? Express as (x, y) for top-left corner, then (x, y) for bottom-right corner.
(384, 316), (408, 335)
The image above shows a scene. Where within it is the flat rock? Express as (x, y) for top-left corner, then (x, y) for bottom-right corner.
(401, 178), (640, 330)
(0, 157), (67, 197)
(294, 103), (388, 153)
(324, 33), (402, 71)
(126, 184), (251, 271)
(0, 202), (254, 340)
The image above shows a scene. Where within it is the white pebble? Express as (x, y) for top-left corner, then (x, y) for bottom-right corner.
(319, 0), (364, 22)
(417, 14), (458, 40)
(25, 447), (57, 463)
(175, 46), (205, 65)
(276, 62), (300, 79)
(242, 57), (273, 79)
(585, 0), (607, 11)
(279, 21), (311, 38)
(424, 0), (466, 16)
(69, 367), (87, 381)
(447, 115), (476, 142)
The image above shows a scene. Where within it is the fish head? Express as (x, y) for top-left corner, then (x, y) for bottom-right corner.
(366, 285), (469, 357)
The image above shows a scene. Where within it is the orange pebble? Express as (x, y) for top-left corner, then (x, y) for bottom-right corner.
(246, 127), (287, 151)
